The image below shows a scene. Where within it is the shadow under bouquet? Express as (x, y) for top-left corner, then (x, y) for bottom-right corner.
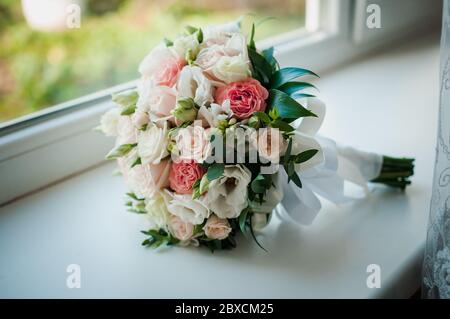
(99, 21), (414, 251)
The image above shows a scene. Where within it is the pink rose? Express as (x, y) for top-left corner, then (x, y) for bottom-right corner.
(139, 46), (185, 87)
(148, 86), (177, 119)
(168, 214), (194, 241)
(203, 214), (232, 240)
(153, 58), (185, 87)
(214, 78), (268, 120)
(169, 160), (205, 194)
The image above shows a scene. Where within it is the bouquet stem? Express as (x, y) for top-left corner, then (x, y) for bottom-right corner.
(370, 156), (415, 190)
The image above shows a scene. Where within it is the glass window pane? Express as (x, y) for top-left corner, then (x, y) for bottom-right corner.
(0, 0), (306, 123)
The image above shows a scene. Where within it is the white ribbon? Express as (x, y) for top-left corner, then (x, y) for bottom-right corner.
(275, 97), (383, 225)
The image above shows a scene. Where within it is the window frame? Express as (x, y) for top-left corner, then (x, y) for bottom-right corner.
(0, 0), (441, 205)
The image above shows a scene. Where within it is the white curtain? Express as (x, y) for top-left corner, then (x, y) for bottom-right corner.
(422, 0), (450, 299)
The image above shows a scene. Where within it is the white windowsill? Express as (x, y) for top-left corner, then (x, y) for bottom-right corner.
(0, 33), (439, 298)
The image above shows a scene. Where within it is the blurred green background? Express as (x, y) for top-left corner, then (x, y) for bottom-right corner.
(0, 0), (305, 123)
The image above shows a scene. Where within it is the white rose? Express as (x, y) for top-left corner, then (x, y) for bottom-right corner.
(118, 159), (171, 199)
(166, 192), (210, 225)
(137, 122), (169, 165)
(177, 65), (213, 107)
(132, 110), (149, 129)
(117, 115), (138, 145)
(196, 44), (226, 68)
(198, 100), (231, 127)
(100, 108), (120, 137)
(226, 33), (249, 61)
(213, 55), (250, 84)
(203, 21), (241, 44)
(203, 165), (251, 219)
(145, 191), (171, 230)
(173, 33), (200, 60)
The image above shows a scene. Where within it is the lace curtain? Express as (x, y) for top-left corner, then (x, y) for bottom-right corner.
(422, 0), (450, 299)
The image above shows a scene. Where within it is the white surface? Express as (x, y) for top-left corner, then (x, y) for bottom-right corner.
(0, 34), (439, 298)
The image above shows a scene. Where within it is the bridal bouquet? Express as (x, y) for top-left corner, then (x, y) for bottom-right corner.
(99, 21), (414, 251)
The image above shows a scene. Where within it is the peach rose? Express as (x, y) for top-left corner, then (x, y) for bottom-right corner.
(168, 214), (194, 242)
(173, 125), (211, 163)
(203, 214), (232, 240)
(137, 78), (178, 123)
(169, 160), (205, 194)
(139, 46), (185, 87)
(251, 127), (287, 163)
(214, 78), (268, 120)
(118, 158), (171, 199)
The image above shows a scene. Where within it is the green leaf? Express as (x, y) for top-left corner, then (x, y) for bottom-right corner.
(105, 143), (137, 160)
(126, 192), (141, 201)
(278, 82), (317, 96)
(239, 208), (249, 234)
(120, 104), (136, 116)
(249, 215), (267, 252)
(131, 157), (141, 168)
(270, 119), (295, 132)
(251, 174), (272, 194)
(248, 23), (256, 50)
(251, 176), (266, 194)
(197, 28), (203, 43)
(262, 46), (278, 70)
(267, 89), (317, 122)
(268, 107), (279, 120)
(163, 38), (173, 47)
(284, 138), (293, 166)
(207, 163), (224, 181)
(112, 90), (138, 108)
(270, 67), (319, 89)
(295, 149), (319, 163)
(248, 47), (273, 85)
(184, 25), (198, 35)
(287, 161), (295, 176)
(254, 111), (271, 124)
(291, 93), (316, 99)
(289, 171), (302, 188)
